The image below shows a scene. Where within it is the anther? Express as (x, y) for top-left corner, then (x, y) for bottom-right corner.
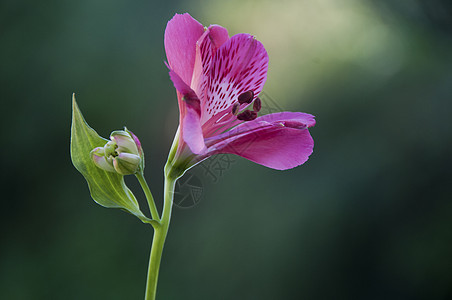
(253, 97), (261, 112)
(231, 102), (240, 115)
(238, 90), (254, 104)
(237, 110), (257, 121)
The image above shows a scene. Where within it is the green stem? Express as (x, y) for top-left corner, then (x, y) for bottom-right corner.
(136, 172), (160, 221)
(144, 174), (176, 300)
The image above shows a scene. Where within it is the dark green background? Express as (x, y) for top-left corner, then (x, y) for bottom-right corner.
(2, 0), (452, 299)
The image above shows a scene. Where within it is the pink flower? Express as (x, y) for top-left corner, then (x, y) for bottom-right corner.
(164, 13), (315, 173)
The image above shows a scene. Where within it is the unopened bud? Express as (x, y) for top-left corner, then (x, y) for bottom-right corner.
(91, 129), (143, 175)
(112, 153), (142, 175)
(91, 147), (116, 173)
(126, 128), (143, 156)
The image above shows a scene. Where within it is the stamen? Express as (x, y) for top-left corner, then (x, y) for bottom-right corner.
(253, 97), (261, 112)
(237, 110), (257, 121)
(238, 90), (254, 104)
(231, 102), (240, 115)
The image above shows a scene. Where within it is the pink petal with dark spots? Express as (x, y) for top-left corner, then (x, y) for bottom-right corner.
(191, 25), (229, 111)
(201, 33), (269, 123)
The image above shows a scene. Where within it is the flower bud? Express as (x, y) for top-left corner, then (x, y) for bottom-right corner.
(125, 128), (145, 171)
(91, 129), (143, 175)
(112, 152), (142, 175)
(91, 147), (116, 173)
(125, 128), (143, 157)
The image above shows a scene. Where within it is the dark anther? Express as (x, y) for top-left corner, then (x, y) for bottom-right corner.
(238, 90), (254, 104)
(253, 97), (261, 112)
(237, 110), (258, 121)
(231, 102), (240, 115)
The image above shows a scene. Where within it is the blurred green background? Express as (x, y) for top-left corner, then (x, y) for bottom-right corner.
(2, 0), (452, 299)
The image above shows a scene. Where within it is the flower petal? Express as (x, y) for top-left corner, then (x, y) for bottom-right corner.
(125, 129), (143, 156)
(168, 69), (206, 154)
(182, 105), (206, 154)
(255, 111), (316, 128)
(191, 25), (229, 110)
(110, 131), (139, 155)
(205, 112), (315, 170)
(201, 34), (269, 123)
(113, 153), (141, 175)
(164, 13), (205, 86)
(206, 25), (230, 51)
(91, 149), (116, 173)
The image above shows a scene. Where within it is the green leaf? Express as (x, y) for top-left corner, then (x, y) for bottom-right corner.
(70, 94), (147, 220)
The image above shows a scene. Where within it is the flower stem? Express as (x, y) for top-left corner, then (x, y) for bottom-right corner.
(136, 172), (160, 221)
(144, 174), (176, 300)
